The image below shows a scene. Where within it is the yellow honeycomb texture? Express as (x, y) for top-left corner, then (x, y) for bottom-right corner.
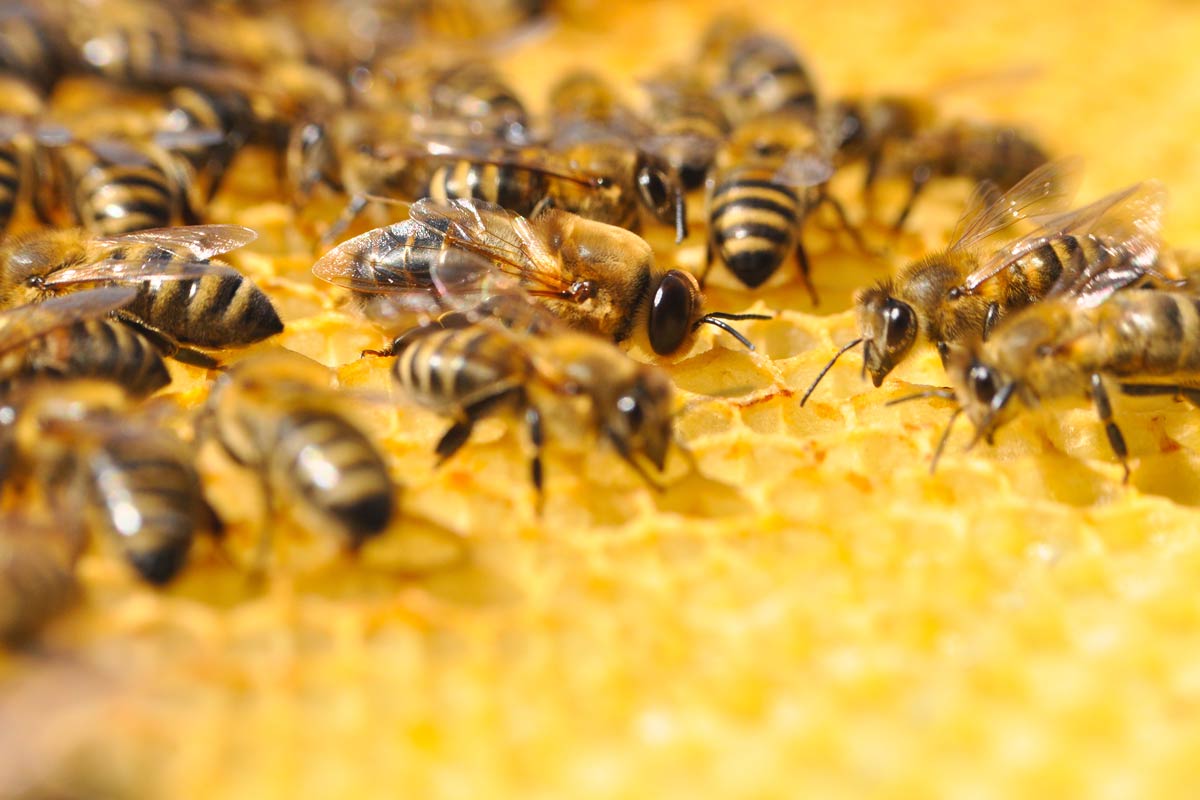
(7, 0), (1200, 797)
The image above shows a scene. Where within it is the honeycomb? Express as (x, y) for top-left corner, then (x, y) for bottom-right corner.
(6, 0), (1200, 797)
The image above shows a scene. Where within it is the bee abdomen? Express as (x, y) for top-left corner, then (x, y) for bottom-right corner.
(131, 273), (283, 349)
(709, 175), (798, 288)
(271, 411), (394, 544)
(5, 318), (171, 397)
(426, 160), (543, 215)
(0, 527), (76, 641)
(0, 143), (21, 232)
(395, 326), (529, 414)
(77, 166), (174, 235)
(88, 444), (201, 584)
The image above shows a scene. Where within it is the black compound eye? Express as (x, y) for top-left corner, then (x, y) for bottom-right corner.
(883, 300), (915, 349)
(637, 167), (671, 213)
(617, 393), (644, 430)
(648, 270), (695, 355)
(969, 363), (998, 406)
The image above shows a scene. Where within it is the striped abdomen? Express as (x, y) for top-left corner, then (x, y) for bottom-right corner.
(708, 165), (801, 288)
(394, 325), (532, 417)
(123, 271), (283, 349)
(654, 93), (727, 190)
(1087, 291), (1200, 378)
(0, 521), (76, 641)
(1, 318), (171, 396)
(268, 410), (394, 545)
(722, 36), (817, 124)
(73, 158), (174, 235)
(0, 140), (21, 232)
(86, 433), (204, 584)
(423, 157), (546, 216)
(432, 63), (529, 142)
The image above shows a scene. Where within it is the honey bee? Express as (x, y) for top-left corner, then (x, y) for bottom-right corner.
(877, 119), (1051, 231)
(801, 162), (1175, 403)
(934, 287), (1200, 480)
(61, 0), (197, 88)
(0, 224), (283, 354)
(698, 18), (819, 126)
(312, 197), (768, 356)
(0, 286), (171, 396)
(704, 110), (856, 303)
(821, 94), (936, 198)
(35, 133), (204, 236)
(0, 4), (66, 94)
(392, 289), (673, 497)
(0, 378), (217, 584)
(634, 73), (729, 242)
(0, 75), (48, 234)
(203, 351), (396, 555)
(0, 515), (80, 642)
(160, 85), (256, 202)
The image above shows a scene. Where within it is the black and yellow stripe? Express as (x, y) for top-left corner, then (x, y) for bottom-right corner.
(394, 325), (531, 416)
(721, 36), (817, 124)
(708, 168), (800, 288)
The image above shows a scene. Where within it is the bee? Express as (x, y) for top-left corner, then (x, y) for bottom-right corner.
(159, 85), (256, 202)
(0, 379), (217, 584)
(0, 515), (80, 642)
(704, 110), (856, 303)
(877, 119), (1051, 231)
(35, 133), (204, 236)
(0, 286), (171, 396)
(634, 73), (729, 241)
(0, 4), (66, 94)
(698, 18), (819, 126)
(391, 289), (673, 498)
(821, 94), (936, 199)
(0, 224), (283, 354)
(801, 162), (1175, 403)
(0, 75), (48, 234)
(934, 286), (1200, 481)
(203, 351), (396, 555)
(312, 197), (768, 356)
(545, 70), (646, 233)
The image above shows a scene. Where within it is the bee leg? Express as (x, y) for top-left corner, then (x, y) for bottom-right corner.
(250, 477), (277, 582)
(794, 238), (820, 306)
(526, 405), (545, 513)
(321, 194), (370, 247)
(699, 240), (715, 288)
(530, 196), (555, 218)
(435, 420), (475, 464)
(982, 303), (1000, 341)
(113, 312), (221, 370)
(1092, 373), (1130, 483)
(818, 190), (873, 256)
(862, 153), (882, 213)
(892, 165), (931, 232)
(1120, 383), (1200, 407)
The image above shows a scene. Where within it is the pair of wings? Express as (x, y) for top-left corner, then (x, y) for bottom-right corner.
(0, 225), (257, 353)
(949, 158), (1168, 307)
(313, 197), (583, 324)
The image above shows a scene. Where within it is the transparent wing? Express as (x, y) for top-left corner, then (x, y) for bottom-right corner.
(374, 135), (610, 189)
(772, 150), (835, 188)
(0, 286), (138, 353)
(429, 248), (564, 333)
(638, 132), (722, 168)
(92, 224), (258, 260)
(949, 157), (1081, 268)
(962, 180), (1166, 299)
(409, 198), (579, 298)
(41, 258), (242, 288)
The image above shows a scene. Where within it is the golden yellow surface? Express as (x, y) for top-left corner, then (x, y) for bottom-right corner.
(9, 1), (1200, 797)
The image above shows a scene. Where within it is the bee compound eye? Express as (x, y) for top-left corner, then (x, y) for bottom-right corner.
(969, 363), (998, 406)
(648, 271), (695, 355)
(883, 301), (915, 349)
(637, 167), (670, 211)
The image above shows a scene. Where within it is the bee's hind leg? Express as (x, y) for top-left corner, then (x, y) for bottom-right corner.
(1092, 373), (1131, 483)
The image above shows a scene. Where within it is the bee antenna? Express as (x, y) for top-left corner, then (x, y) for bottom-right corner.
(800, 338), (863, 407)
(694, 315), (757, 351)
(930, 407), (964, 475)
(703, 311), (773, 321)
(607, 429), (666, 492)
(673, 186), (688, 244)
(884, 387), (956, 406)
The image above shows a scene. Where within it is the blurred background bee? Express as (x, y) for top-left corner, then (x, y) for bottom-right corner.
(0, 378), (218, 584)
(312, 197), (768, 356)
(0, 514), (81, 642)
(0, 223), (282, 358)
(202, 351), (397, 566)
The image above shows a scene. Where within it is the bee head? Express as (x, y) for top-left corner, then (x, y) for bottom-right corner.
(603, 365), (674, 473)
(856, 283), (918, 387)
(634, 151), (688, 241)
(945, 345), (1018, 443)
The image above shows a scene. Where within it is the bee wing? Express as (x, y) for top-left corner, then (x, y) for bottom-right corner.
(429, 248), (566, 333)
(950, 158), (1082, 273)
(409, 198), (580, 298)
(962, 180), (1166, 302)
(376, 135), (610, 189)
(772, 150), (835, 188)
(639, 132), (721, 166)
(91, 224), (258, 260)
(41, 258), (242, 288)
(0, 286), (138, 353)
